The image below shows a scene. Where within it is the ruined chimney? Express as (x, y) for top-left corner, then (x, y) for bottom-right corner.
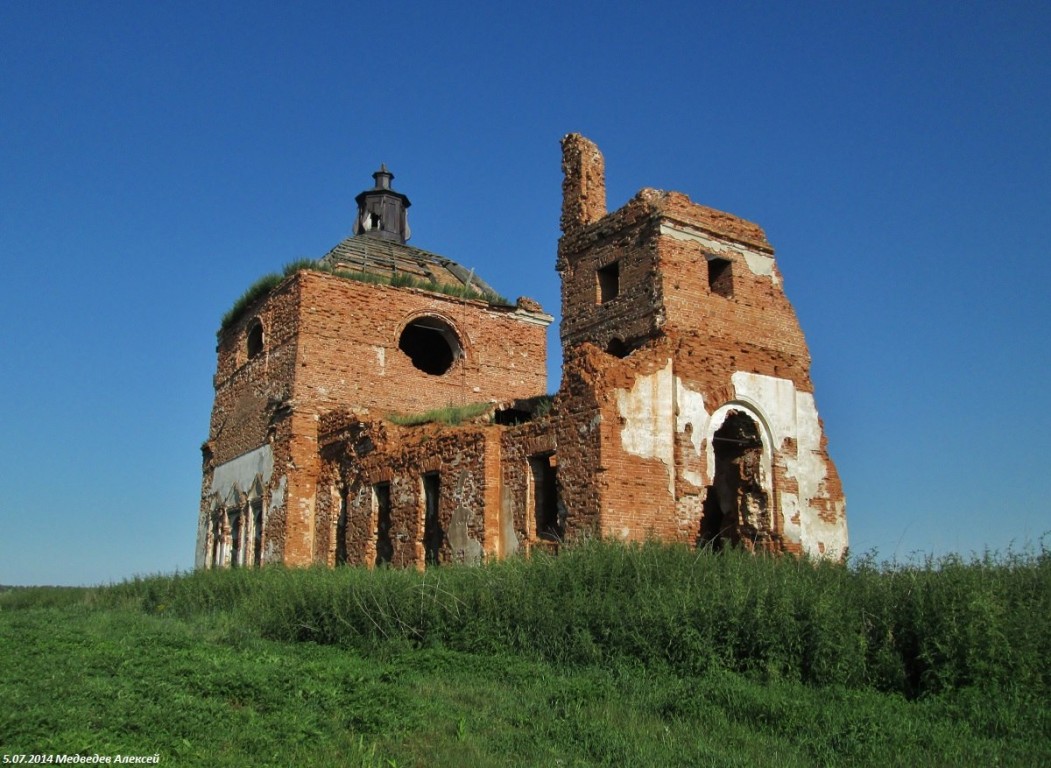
(560, 134), (607, 235)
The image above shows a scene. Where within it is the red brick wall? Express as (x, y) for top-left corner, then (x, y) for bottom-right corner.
(207, 277), (301, 465)
(318, 418), (499, 569)
(203, 268), (549, 566)
(293, 270), (548, 416)
(558, 200), (664, 353)
(554, 144), (845, 555)
(656, 217), (813, 391)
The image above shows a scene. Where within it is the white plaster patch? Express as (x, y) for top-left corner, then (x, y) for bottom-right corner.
(617, 360), (675, 495)
(780, 492), (801, 545)
(795, 393), (848, 558)
(740, 250), (777, 282)
(271, 474), (286, 512)
(730, 371), (797, 446)
(728, 371), (847, 558)
(210, 444), (274, 502)
(674, 377), (709, 487)
(659, 222), (778, 285)
(373, 345), (386, 374)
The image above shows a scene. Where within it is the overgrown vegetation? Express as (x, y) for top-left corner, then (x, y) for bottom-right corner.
(73, 540), (1051, 700)
(219, 258), (508, 334)
(219, 272), (284, 332)
(386, 401), (494, 426)
(3, 541), (1049, 765)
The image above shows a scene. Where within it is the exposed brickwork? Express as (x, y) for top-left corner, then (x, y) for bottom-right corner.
(317, 414), (498, 568)
(560, 134), (607, 234)
(197, 134), (847, 570)
(199, 255), (550, 568)
(550, 135), (845, 555)
(293, 271), (548, 417)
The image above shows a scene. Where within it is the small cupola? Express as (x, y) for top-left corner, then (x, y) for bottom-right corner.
(354, 164), (412, 243)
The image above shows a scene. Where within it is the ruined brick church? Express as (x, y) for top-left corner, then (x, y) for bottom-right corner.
(197, 134), (847, 570)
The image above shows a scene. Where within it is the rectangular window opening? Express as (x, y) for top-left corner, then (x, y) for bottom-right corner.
(334, 491), (348, 566)
(708, 257), (733, 298)
(529, 453), (562, 543)
(374, 482), (393, 566)
(597, 261), (620, 304)
(423, 473), (442, 567)
(251, 499), (264, 568)
(210, 515), (222, 568)
(228, 510), (242, 567)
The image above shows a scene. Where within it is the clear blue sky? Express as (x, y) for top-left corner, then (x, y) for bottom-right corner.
(2, 1), (1048, 585)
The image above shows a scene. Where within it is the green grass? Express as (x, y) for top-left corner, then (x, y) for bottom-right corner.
(386, 402), (494, 426)
(219, 272), (283, 332)
(2, 541), (1049, 766)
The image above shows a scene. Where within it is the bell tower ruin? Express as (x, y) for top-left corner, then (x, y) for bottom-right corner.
(554, 134), (846, 556)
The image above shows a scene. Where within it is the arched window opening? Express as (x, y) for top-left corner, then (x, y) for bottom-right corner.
(210, 510), (223, 568)
(398, 316), (462, 375)
(246, 320), (264, 359)
(699, 411), (769, 550)
(228, 509), (243, 567)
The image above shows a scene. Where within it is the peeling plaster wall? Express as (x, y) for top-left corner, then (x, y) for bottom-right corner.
(729, 371), (847, 557)
(209, 444), (274, 501)
(674, 377), (709, 489)
(616, 360), (675, 496)
(659, 223), (779, 286)
(196, 444), (276, 568)
(601, 362), (846, 556)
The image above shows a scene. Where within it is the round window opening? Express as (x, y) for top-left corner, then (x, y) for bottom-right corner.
(398, 316), (462, 376)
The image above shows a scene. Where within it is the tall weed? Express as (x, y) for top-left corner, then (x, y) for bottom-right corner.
(65, 539), (1051, 699)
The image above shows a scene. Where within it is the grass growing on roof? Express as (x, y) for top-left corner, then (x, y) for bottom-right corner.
(219, 259), (509, 333)
(386, 401), (494, 426)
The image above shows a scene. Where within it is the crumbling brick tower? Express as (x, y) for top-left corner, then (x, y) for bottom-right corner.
(555, 134), (847, 556)
(197, 166), (551, 568)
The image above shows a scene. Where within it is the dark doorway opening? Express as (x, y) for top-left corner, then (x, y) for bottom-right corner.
(247, 321), (264, 359)
(699, 411), (768, 550)
(606, 337), (628, 358)
(708, 257), (733, 298)
(597, 260), (620, 303)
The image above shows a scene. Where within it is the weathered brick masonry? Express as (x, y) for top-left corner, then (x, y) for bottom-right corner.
(197, 136), (847, 570)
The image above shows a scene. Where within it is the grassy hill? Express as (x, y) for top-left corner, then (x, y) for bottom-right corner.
(1, 541), (1048, 766)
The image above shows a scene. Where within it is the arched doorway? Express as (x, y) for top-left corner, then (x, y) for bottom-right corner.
(699, 410), (771, 550)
